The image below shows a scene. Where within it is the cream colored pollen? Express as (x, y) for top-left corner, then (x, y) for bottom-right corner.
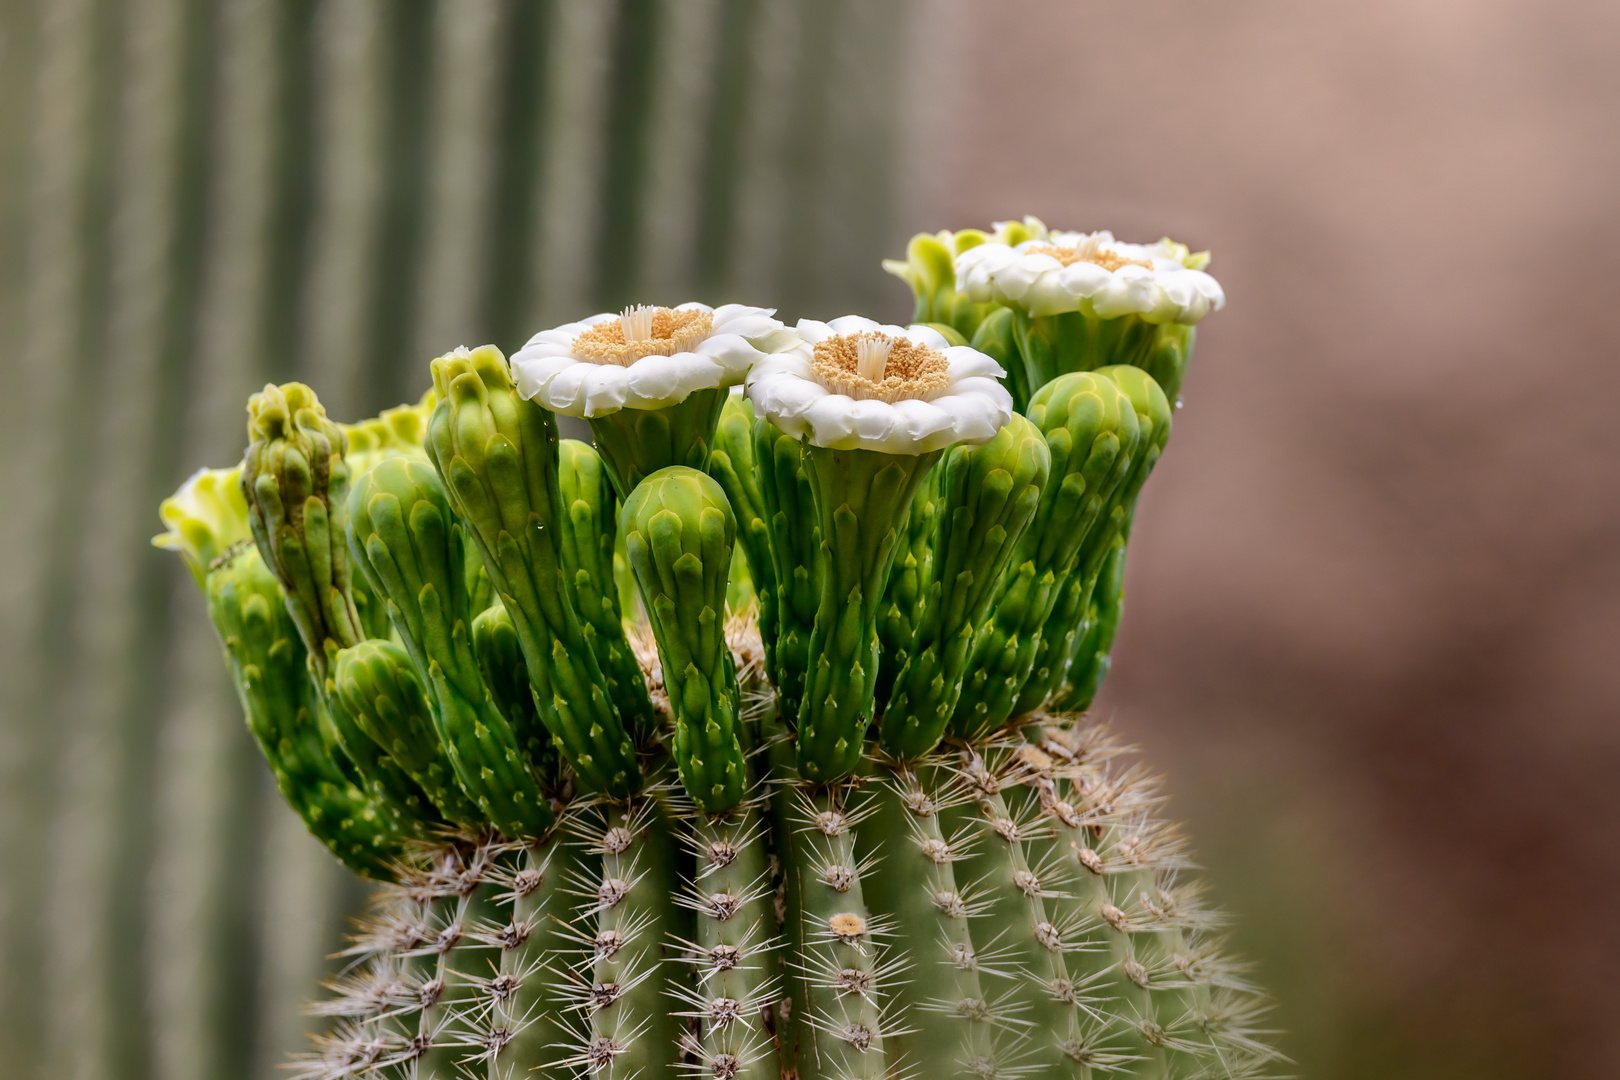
(572, 305), (715, 366)
(1027, 233), (1152, 273)
(811, 331), (950, 403)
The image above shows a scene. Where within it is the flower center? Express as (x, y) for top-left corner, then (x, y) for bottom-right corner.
(572, 305), (715, 366)
(811, 331), (950, 404)
(1027, 233), (1152, 273)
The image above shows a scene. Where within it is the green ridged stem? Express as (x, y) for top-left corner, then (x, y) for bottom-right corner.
(952, 373), (1141, 739)
(204, 545), (413, 878)
(332, 639), (488, 831)
(300, 720), (1281, 1080)
(621, 466), (746, 812)
(585, 802), (679, 1080)
(416, 848), (503, 1080)
(1013, 734), (1219, 1078)
(347, 455), (554, 838)
(874, 466), (939, 708)
(1054, 537), (1126, 712)
(586, 386), (730, 499)
(1014, 366), (1170, 715)
(761, 713), (808, 1070)
(796, 444), (940, 782)
(863, 771), (1002, 1080)
(557, 438), (659, 738)
(879, 414), (1050, 760)
(689, 807), (777, 1080)
(426, 346), (641, 797)
(709, 394), (778, 679)
(953, 758), (1087, 1080)
(752, 418), (820, 725)
(241, 381), (365, 677)
(793, 787), (890, 1080)
(489, 833), (585, 1080)
(471, 602), (564, 793)
(972, 306), (1028, 414)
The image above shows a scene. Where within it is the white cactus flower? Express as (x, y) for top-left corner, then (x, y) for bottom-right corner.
(746, 316), (1013, 454)
(511, 302), (789, 417)
(955, 230), (1224, 323)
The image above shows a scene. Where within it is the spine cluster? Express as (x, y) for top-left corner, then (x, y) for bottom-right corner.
(292, 708), (1275, 1080)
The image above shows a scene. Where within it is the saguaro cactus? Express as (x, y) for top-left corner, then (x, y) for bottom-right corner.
(156, 226), (1274, 1080)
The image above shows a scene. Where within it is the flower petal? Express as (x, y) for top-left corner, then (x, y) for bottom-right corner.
(513, 302), (790, 415)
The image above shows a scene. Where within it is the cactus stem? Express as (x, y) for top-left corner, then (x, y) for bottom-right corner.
(565, 798), (679, 1080)
(864, 768), (1021, 1080)
(674, 802), (781, 1080)
(951, 746), (1090, 1080)
(789, 784), (894, 1080)
(476, 828), (586, 1079)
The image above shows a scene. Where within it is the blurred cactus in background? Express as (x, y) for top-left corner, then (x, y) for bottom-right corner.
(151, 205), (1265, 1080)
(0, 4), (914, 1078)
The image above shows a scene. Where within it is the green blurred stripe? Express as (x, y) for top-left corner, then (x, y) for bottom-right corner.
(0, 0), (46, 1072)
(0, 2), (916, 1077)
(483, 0), (556, 354)
(594, 0), (659, 310)
(361, 0), (436, 413)
(694, 0), (756, 295)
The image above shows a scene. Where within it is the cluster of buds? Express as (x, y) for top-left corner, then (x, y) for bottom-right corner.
(155, 220), (1271, 1080)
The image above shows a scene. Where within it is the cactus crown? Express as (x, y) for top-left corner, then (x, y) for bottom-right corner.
(158, 220), (1278, 1080)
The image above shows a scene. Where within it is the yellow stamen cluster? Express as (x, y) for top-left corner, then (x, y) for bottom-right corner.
(811, 331), (950, 403)
(572, 305), (715, 366)
(1027, 235), (1151, 273)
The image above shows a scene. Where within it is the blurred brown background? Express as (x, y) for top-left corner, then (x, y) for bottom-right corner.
(0, 1), (1615, 1078)
(913, 2), (1620, 1077)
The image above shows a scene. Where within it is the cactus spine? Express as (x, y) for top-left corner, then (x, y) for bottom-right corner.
(157, 226), (1274, 1080)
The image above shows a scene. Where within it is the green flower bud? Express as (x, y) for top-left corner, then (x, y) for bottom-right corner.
(621, 467), (746, 812)
(874, 466), (941, 707)
(707, 393), (777, 677)
(1015, 364), (1171, 714)
(879, 413), (1049, 759)
(752, 416), (819, 724)
(347, 454), (554, 837)
(952, 371), (1141, 739)
(880, 229), (1000, 341)
(1052, 535), (1126, 711)
(153, 465), (251, 587)
(204, 544), (418, 878)
(332, 639), (487, 830)
(557, 438), (659, 738)
(587, 386), (730, 501)
(795, 443), (941, 782)
(425, 346), (641, 798)
(241, 382), (364, 675)
(338, 392), (434, 474)
(471, 602), (563, 791)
